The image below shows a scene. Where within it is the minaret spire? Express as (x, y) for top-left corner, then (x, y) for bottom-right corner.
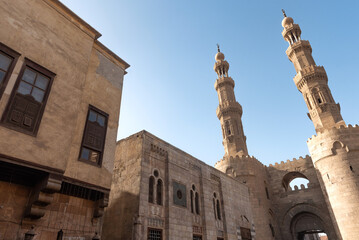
(282, 9), (287, 17)
(281, 13), (345, 132)
(214, 48), (248, 157)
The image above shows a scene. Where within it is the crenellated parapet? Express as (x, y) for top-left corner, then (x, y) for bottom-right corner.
(215, 154), (265, 178)
(268, 155), (312, 170)
(307, 124), (359, 163)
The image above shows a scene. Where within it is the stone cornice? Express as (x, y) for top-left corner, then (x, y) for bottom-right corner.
(216, 101), (242, 119)
(294, 65), (327, 92)
(214, 77), (235, 91)
(286, 40), (312, 60)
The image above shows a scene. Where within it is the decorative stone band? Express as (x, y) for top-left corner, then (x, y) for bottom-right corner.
(214, 77), (235, 91)
(294, 65), (328, 92)
(216, 101), (243, 119)
(285, 40), (311, 58)
(307, 124), (359, 163)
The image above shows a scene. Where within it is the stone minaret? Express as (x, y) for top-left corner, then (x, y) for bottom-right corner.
(214, 47), (276, 240)
(214, 46), (248, 157)
(281, 10), (345, 133)
(282, 11), (359, 240)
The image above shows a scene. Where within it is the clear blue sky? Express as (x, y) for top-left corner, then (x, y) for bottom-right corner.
(61, 0), (359, 167)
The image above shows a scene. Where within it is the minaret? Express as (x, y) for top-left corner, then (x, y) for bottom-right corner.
(214, 45), (248, 157)
(281, 10), (345, 133)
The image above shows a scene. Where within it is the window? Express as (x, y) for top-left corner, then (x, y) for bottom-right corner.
(79, 105), (108, 166)
(157, 179), (163, 205)
(193, 235), (202, 240)
(190, 185), (200, 215)
(2, 58), (55, 135)
(269, 223), (275, 237)
(149, 170), (163, 205)
(213, 192), (221, 220)
(149, 176), (155, 203)
(0, 43), (20, 99)
(148, 228), (162, 240)
(240, 227), (252, 240)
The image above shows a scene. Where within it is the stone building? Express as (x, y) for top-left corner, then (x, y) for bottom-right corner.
(0, 0), (129, 239)
(104, 11), (358, 240)
(103, 131), (255, 240)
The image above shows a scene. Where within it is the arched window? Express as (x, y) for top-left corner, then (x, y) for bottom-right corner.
(191, 185), (200, 215)
(195, 192), (200, 215)
(157, 179), (162, 205)
(190, 190), (194, 213)
(213, 198), (217, 219)
(216, 199), (221, 220)
(149, 176), (155, 203)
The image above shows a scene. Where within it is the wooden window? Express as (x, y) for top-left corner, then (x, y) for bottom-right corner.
(149, 176), (155, 203)
(79, 105), (108, 166)
(148, 228), (162, 240)
(157, 179), (162, 205)
(2, 58), (55, 135)
(0, 43), (20, 99)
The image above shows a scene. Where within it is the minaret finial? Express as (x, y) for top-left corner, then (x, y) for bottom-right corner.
(217, 43), (220, 53)
(282, 9), (287, 17)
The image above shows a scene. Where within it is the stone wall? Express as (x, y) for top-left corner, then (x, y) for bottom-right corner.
(0, 181), (100, 240)
(104, 131), (254, 240)
(267, 156), (339, 239)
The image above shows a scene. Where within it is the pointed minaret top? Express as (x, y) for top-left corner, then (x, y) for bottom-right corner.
(217, 43), (220, 53)
(282, 9), (287, 17)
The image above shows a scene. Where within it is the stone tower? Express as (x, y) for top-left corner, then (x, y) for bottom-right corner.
(282, 11), (359, 239)
(214, 46), (248, 157)
(214, 48), (276, 240)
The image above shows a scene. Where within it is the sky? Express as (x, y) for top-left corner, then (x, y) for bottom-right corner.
(61, 0), (359, 167)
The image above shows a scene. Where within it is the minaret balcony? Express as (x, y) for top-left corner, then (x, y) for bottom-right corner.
(286, 40), (312, 59)
(214, 77), (235, 90)
(281, 23), (301, 37)
(294, 65), (328, 92)
(216, 101), (242, 119)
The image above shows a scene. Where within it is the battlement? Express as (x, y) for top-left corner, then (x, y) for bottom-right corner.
(214, 154), (263, 168)
(307, 124), (359, 142)
(268, 155), (311, 169)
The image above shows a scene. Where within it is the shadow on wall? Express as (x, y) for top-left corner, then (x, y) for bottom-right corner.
(102, 191), (139, 240)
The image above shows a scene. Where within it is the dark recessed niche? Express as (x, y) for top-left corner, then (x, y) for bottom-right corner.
(173, 181), (186, 207)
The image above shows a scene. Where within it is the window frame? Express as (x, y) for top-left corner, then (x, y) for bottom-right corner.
(0, 42), (20, 99)
(147, 228), (162, 240)
(1, 58), (55, 136)
(78, 105), (109, 167)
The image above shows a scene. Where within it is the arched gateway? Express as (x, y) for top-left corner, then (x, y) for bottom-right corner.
(282, 204), (336, 240)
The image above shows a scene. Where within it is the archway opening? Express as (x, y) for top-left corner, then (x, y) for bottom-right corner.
(291, 212), (328, 240)
(289, 177), (309, 190)
(282, 172), (309, 191)
(298, 230), (328, 240)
